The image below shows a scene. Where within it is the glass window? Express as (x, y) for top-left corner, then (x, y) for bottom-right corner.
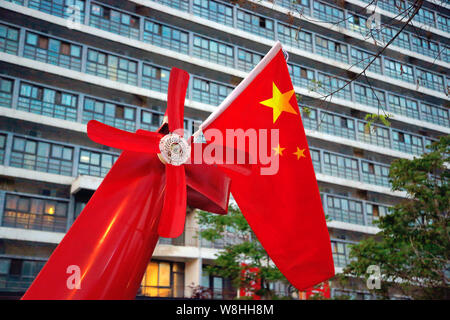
(26, 32), (38, 46)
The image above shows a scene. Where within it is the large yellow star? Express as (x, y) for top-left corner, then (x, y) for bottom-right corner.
(293, 147), (306, 160)
(259, 83), (297, 123)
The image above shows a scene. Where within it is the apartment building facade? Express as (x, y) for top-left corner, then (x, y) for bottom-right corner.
(0, 0), (448, 299)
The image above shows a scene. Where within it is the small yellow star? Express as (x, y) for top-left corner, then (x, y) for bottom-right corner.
(260, 82), (297, 123)
(293, 147), (306, 160)
(273, 144), (285, 156)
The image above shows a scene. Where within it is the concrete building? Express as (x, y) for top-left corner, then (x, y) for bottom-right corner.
(0, 0), (448, 299)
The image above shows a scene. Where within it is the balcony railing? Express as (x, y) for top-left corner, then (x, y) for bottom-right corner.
(2, 71), (440, 161)
(1, 5), (447, 128)
(6, 0), (449, 71)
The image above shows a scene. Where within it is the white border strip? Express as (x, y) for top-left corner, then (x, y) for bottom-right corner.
(200, 41), (282, 129)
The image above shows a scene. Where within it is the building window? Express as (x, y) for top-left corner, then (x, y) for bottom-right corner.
(192, 35), (234, 67)
(384, 59), (414, 83)
(315, 36), (348, 62)
(323, 152), (359, 181)
(392, 130), (424, 155)
(0, 23), (19, 55)
(366, 203), (389, 226)
(317, 73), (352, 101)
(437, 14), (449, 33)
(90, 3), (139, 39)
(0, 77), (13, 108)
(140, 260), (185, 298)
(420, 103), (449, 127)
(387, 94), (419, 119)
(327, 195), (364, 225)
(28, 0), (86, 21)
(415, 7), (435, 27)
(416, 69), (445, 92)
(350, 48), (382, 74)
(236, 10), (274, 39)
(331, 241), (350, 267)
(354, 82), (385, 107)
(361, 161), (390, 187)
(237, 48), (262, 72)
(193, 0), (233, 26)
(357, 121), (390, 148)
(17, 82), (78, 121)
(411, 35), (439, 59)
(320, 112), (355, 140)
(142, 64), (170, 93)
(313, 1), (344, 24)
(0, 257), (46, 292)
(310, 149), (321, 172)
(78, 149), (118, 178)
(277, 23), (312, 51)
(10, 136), (73, 176)
(289, 63), (315, 88)
(83, 97), (136, 132)
(3, 193), (68, 232)
(380, 27), (410, 50)
(0, 133), (6, 165)
(24, 32), (82, 71)
(74, 200), (87, 219)
(143, 20), (188, 54)
(86, 49), (138, 85)
(192, 77), (233, 106)
(141, 110), (163, 132)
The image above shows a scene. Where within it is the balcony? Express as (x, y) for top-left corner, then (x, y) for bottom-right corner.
(0, 75), (440, 161)
(28, 0), (86, 21)
(277, 0), (311, 16)
(416, 69), (445, 93)
(277, 23), (313, 52)
(0, 2), (447, 111)
(315, 36), (348, 63)
(192, 77), (233, 106)
(24, 31), (82, 71)
(86, 49), (138, 86)
(316, 72), (352, 101)
(384, 59), (415, 84)
(313, 1), (345, 26)
(237, 48), (262, 72)
(0, 13), (447, 137)
(236, 9), (275, 40)
(0, 23), (19, 55)
(17, 81), (78, 122)
(192, 35), (234, 68)
(192, 0), (233, 27)
(90, 2), (139, 40)
(143, 20), (189, 55)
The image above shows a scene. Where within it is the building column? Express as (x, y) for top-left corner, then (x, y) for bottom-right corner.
(184, 257), (202, 298)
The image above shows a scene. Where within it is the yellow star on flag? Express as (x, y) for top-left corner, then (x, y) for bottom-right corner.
(259, 83), (297, 123)
(293, 147), (306, 160)
(273, 144), (285, 156)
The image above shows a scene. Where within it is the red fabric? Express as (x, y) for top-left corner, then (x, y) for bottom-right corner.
(203, 48), (335, 290)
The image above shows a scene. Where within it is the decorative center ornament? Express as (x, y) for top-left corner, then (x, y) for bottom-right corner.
(158, 133), (190, 166)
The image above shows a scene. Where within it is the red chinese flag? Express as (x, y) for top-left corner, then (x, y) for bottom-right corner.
(200, 42), (334, 290)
